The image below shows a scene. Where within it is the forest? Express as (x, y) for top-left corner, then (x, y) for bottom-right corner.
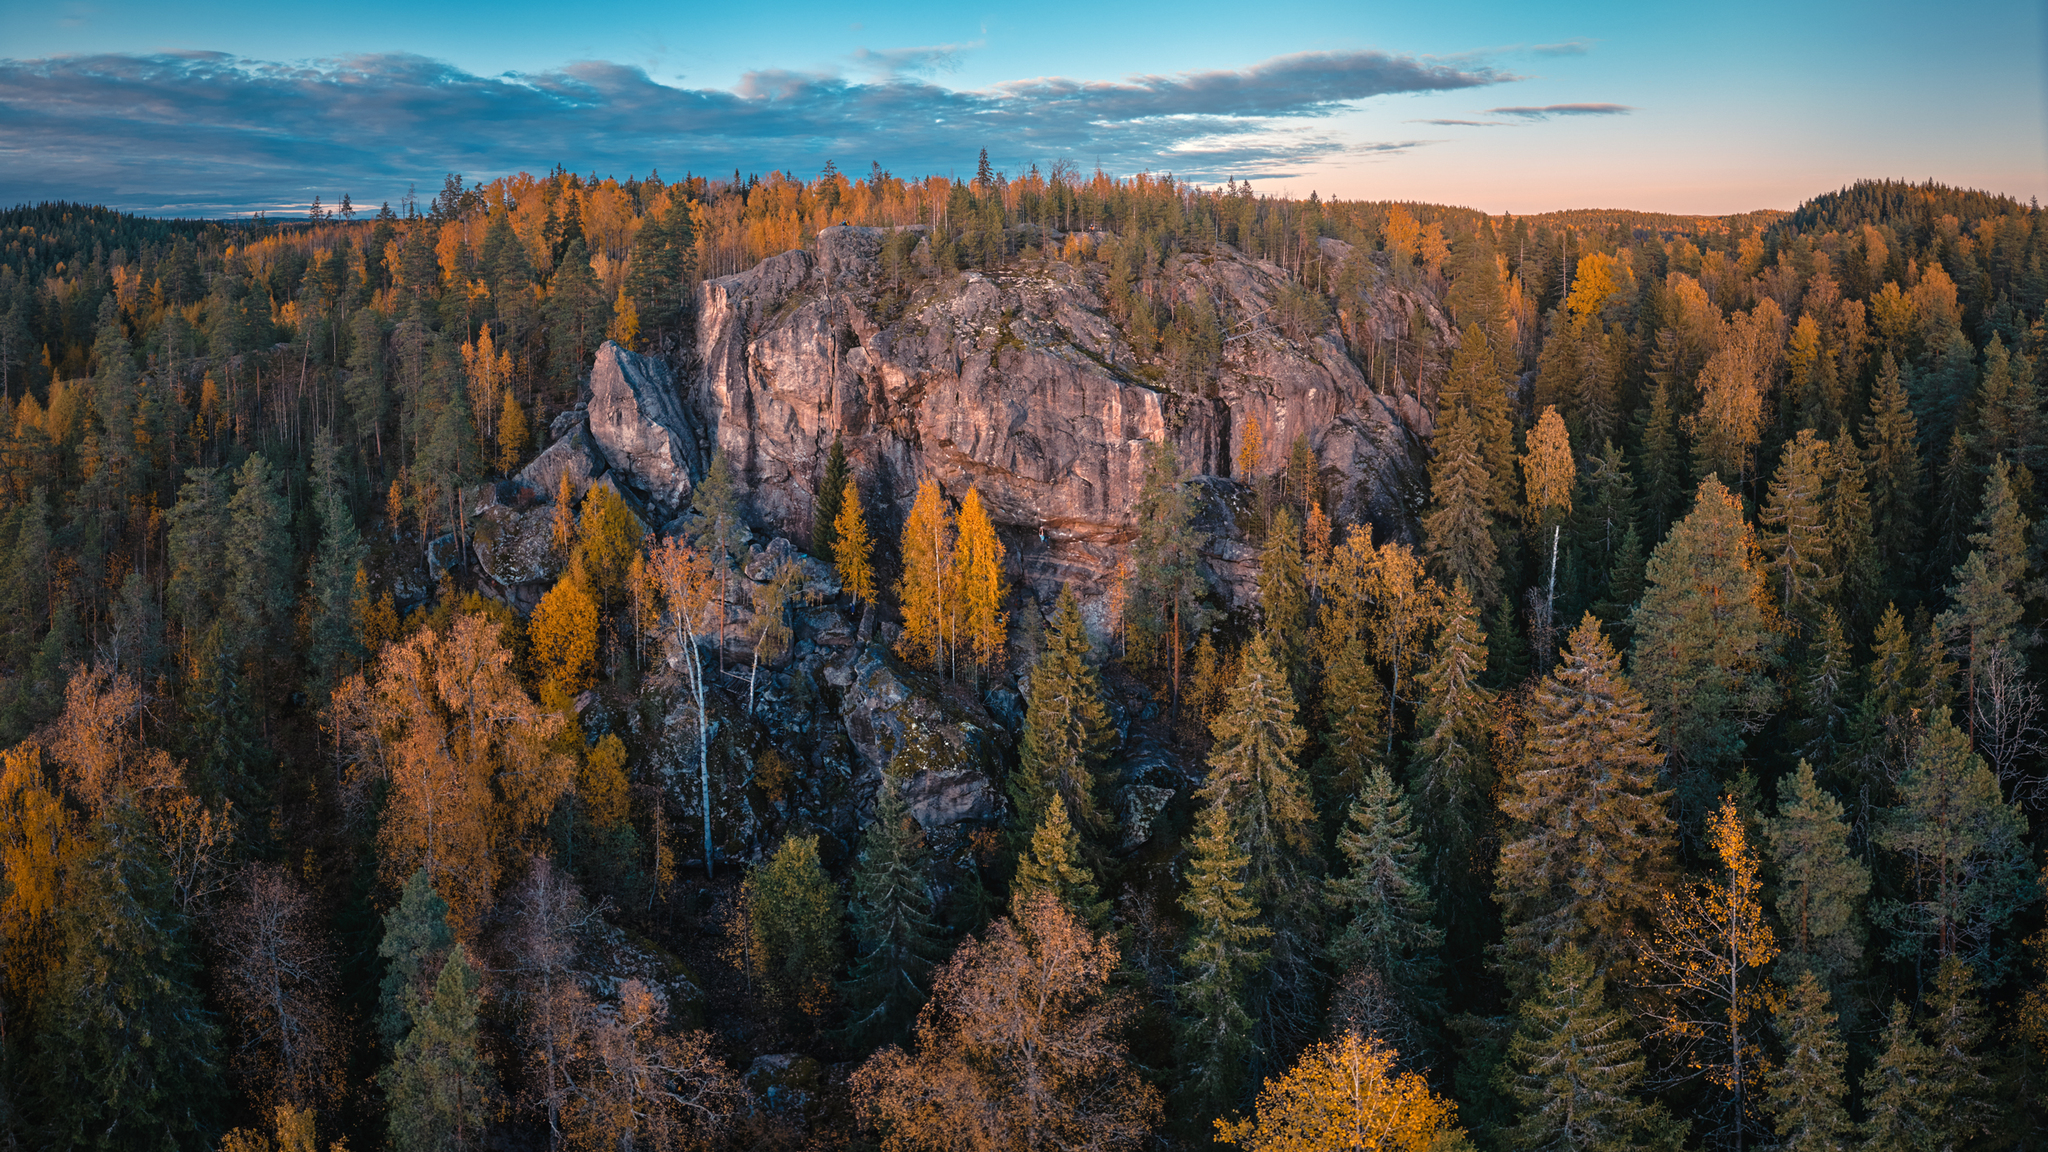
(0, 162), (2046, 1152)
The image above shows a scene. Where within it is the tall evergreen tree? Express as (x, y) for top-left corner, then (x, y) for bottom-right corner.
(1759, 430), (1840, 631)
(377, 868), (455, 1052)
(1497, 613), (1675, 984)
(1258, 506), (1312, 688)
(1872, 712), (2035, 975)
(1861, 960), (1996, 1152)
(1766, 761), (1868, 1000)
(1630, 476), (1781, 796)
(1409, 578), (1493, 923)
(307, 432), (366, 687)
(1311, 630), (1386, 828)
(841, 771), (944, 1048)
(1506, 945), (1681, 1152)
(1862, 352), (1924, 572)
(1636, 379), (1687, 541)
(814, 437), (850, 554)
(1011, 585), (1116, 845)
(1938, 457), (2033, 723)
(1766, 971), (1852, 1152)
(34, 797), (224, 1151)
(1012, 793), (1109, 930)
(1129, 438), (1209, 702)
(1795, 609), (1855, 770)
(224, 452), (291, 660)
(385, 945), (496, 1152)
(1324, 766), (1442, 1022)
(1176, 799), (1269, 1124)
(1422, 410), (1504, 612)
(1200, 632), (1322, 1053)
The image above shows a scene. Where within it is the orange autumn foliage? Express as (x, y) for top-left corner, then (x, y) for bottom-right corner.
(1217, 1030), (1462, 1152)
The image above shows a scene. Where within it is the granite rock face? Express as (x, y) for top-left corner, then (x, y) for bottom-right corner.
(586, 341), (702, 519)
(689, 226), (1432, 620)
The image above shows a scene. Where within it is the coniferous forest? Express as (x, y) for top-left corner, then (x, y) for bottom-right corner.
(2, 167), (2047, 1151)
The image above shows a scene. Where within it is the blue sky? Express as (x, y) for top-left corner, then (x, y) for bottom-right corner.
(1, 0), (2041, 216)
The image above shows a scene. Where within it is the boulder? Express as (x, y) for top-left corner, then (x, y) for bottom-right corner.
(515, 421), (606, 503)
(586, 341), (701, 518)
(838, 644), (1006, 830)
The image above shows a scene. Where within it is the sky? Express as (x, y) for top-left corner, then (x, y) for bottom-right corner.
(0, 0), (2042, 218)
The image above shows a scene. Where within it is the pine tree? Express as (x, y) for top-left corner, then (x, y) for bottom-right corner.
(1259, 506), (1312, 686)
(1630, 476), (1781, 784)
(895, 478), (956, 672)
(814, 437), (850, 554)
(1176, 800), (1269, 1122)
(1766, 971), (1852, 1152)
(1507, 945), (1680, 1152)
(1759, 430), (1840, 631)
(1872, 712), (2034, 974)
(1409, 578), (1493, 919)
(35, 797), (225, 1149)
(1765, 761), (1869, 998)
(1130, 438), (1210, 700)
(377, 868), (455, 1052)
(1325, 767), (1443, 1021)
(1863, 352), (1924, 569)
(1861, 959), (1997, 1152)
(1421, 409), (1503, 611)
(951, 487), (1007, 683)
(1437, 322), (1518, 512)
(1498, 613), (1675, 983)
(1938, 457), (2033, 725)
(386, 945), (496, 1152)
(1012, 793), (1109, 929)
(1200, 632), (1322, 1051)
(841, 772), (944, 1048)
(832, 475), (877, 608)
(1011, 585), (1116, 844)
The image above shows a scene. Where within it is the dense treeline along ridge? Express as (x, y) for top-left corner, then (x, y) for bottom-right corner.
(1, 165), (2047, 1151)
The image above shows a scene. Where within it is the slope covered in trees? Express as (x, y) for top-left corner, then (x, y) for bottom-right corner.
(1, 165), (2047, 1151)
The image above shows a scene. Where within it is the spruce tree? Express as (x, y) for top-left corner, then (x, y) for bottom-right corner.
(386, 945), (497, 1152)
(1862, 352), (1924, 570)
(1409, 578), (1493, 920)
(740, 835), (845, 1021)
(1860, 960), (1997, 1152)
(1506, 945), (1680, 1152)
(1438, 322), (1518, 512)
(1766, 761), (1869, 999)
(841, 771), (944, 1048)
(1324, 766), (1443, 1020)
(1795, 609), (1855, 770)
(1258, 506), (1311, 688)
(1011, 585), (1116, 845)
(1498, 613), (1675, 984)
(225, 452), (292, 662)
(814, 436), (850, 554)
(1129, 438), (1209, 701)
(1766, 971), (1852, 1152)
(1938, 457), (2033, 721)
(1423, 405), (1504, 613)
(1200, 632), (1322, 1051)
(1176, 799), (1268, 1123)
(1012, 793), (1109, 930)
(1861, 999), (1940, 1152)
(35, 797), (225, 1150)
(1636, 378), (1687, 540)
(307, 432), (366, 689)
(1312, 631), (1385, 827)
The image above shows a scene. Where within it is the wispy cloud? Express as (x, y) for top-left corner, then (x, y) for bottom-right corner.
(0, 48), (1511, 213)
(849, 42), (979, 78)
(1485, 102), (1632, 118)
(1528, 40), (1593, 57)
(1414, 118), (1512, 127)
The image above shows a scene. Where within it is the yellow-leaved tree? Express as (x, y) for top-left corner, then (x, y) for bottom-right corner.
(0, 744), (72, 1009)
(833, 475), (877, 609)
(896, 478), (956, 673)
(331, 612), (574, 929)
(1636, 795), (1779, 1149)
(531, 569), (599, 695)
(1216, 1030), (1463, 1152)
(951, 487), (1006, 684)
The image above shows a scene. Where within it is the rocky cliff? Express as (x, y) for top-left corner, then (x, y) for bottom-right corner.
(690, 227), (1435, 610)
